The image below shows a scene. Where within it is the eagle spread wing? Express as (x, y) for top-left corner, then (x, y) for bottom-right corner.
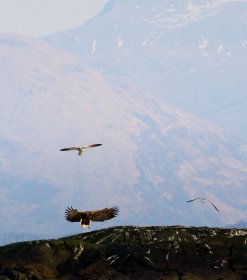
(65, 206), (119, 223)
(86, 206), (119, 222)
(65, 206), (83, 222)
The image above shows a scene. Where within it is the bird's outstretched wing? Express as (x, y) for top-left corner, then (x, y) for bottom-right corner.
(82, 144), (102, 149)
(65, 206), (83, 222)
(208, 201), (220, 212)
(86, 206), (119, 222)
(186, 198), (204, 203)
(60, 147), (80, 152)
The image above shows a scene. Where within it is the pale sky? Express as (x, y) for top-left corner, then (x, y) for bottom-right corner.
(0, 0), (109, 37)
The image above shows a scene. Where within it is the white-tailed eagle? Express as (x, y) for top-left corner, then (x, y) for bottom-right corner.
(60, 144), (102, 155)
(65, 206), (119, 228)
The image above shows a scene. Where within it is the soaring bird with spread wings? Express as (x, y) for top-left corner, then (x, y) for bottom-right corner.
(65, 206), (119, 228)
(60, 143), (102, 155)
(186, 198), (219, 212)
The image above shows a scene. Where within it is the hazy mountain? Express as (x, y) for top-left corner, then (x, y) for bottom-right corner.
(228, 219), (247, 228)
(0, 233), (45, 246)
(45, 0), (247, 140)
(1, 34), (247, 244)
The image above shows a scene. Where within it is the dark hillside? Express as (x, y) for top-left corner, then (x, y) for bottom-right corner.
(0, 226), (247, 279)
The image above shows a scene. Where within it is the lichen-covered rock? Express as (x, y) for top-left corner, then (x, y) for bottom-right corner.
(0, 226), (247, 279)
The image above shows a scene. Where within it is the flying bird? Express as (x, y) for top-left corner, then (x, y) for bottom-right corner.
(186, 198), (219, 212)
(65, 206), (119, 228)
(60, 144), (102, 155)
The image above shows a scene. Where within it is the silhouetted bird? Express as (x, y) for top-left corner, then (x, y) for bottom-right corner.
(65, 206), (119, 229)
(186, 198), (219, 212)
(60, 143), (102, 155)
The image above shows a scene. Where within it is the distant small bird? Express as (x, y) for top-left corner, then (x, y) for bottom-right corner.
(186, 198), (219, 212)
(60, 144), (102, 155)
(65, 206), (119, 229)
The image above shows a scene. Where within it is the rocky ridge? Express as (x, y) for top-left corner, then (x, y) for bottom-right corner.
(0, 226), (247, 279)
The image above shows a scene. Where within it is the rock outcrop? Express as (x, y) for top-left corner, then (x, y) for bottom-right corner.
(0, 226), (247, 279)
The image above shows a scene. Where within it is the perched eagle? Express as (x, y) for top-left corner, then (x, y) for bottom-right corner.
(186, 198), (219, 212)
(60, 144), (102, 155)
(65, 206), (119, 228)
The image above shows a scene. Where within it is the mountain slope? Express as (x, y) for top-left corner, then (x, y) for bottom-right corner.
(0, 34), (247, 243)
(45, 0), (247, 139)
